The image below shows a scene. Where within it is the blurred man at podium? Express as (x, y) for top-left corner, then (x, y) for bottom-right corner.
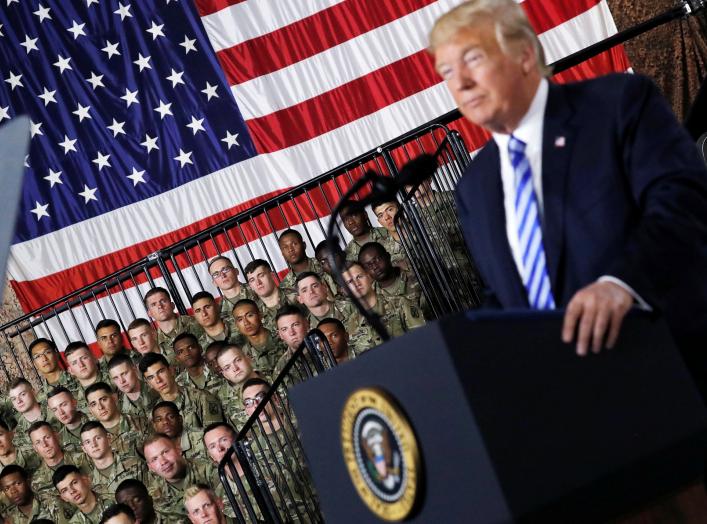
(431, 0), (707, 389)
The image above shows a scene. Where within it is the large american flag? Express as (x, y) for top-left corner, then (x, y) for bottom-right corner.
(3, 0), (629, 318)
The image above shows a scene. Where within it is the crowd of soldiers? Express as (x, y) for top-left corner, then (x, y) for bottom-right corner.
(0, 196), (431, 524)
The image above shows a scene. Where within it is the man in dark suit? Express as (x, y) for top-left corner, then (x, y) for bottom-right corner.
(430, 1), (707, 370)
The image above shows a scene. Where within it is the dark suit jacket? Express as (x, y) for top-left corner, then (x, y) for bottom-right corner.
(456, 74), (707, 347)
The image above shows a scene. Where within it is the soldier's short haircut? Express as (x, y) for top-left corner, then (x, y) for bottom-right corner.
(84, 382), (114, 400)
(190, 291), (215, 306)
(8, 377), (31, 391)
(107, 353), (135, 371)
(243, 259), (270, 277)
(100, 503), (136, 524)
(142, 432), (173, 451)
(152, 401), (179, 418)
(27, 420), (54, 437)
(205, 341), (227, 356)
(370, 198), (398, 214)
(203, 421), (236, 440)
(116, 478), (149, 497)
(52, 464), (81, 488)
(294, 271), (322, 288)
(241, 377), (271, 394)
(28, 337), (57, 353)
(143, 287), (171, 308)
(80, 420), (107, 436)
(343, 260), (364, 272)
(95, 318), (120, 334)
(207, 256), (233, 273)
(184, 483), (217, 505)
(173, 332), (199, 349)
(215, 343), (245, 362)
(277, 228), (303, 243)
(358, 241), (389, 260)
(138, 353), (169, 374)
(0, 417), (11, 432)
(233, 298), (258, 313)
(64, 341), (92, 359)
(317, 317), (346, 332)
(47, 386), (73, 400)
(0, 464), (28, 482)
(314, 239), (344, 258)
(127, 318), (152, 332)
(274, 304), (306, 323)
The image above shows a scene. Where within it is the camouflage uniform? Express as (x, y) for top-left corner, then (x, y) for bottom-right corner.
(178, 430), (208, 461)
(344, 227), (389, 262)
(104, 414), (149, 457)
(57, 412), (89, 454)
(3, 492), (64, 524)
(375, 270), (422, 307)
(198, 316), (244, 351)
(278, 258), (338, 304)
(215, 382), (248, 432)
(73, 369), (112, 414)
(156, 316), (205, 363)
(168, 386), (223, 430)
(254, 292), (290, 336)
(305, 299), (361, 336)
(219, 287), (255, 320)
(378, 234), (409, 269)
(176, 366), (226, 397)
(68, 492), (112, 524)
(118, 381), (160, 420)
(0, 447), (42, 476)
(89, 454), (146, 497)
(12, 405), (52, 454)
(349, 293), (425, 354)
(211, 468), (264, 523)
(36, 372), (77, 405)
(241, 333), (285, 379)
(147, 459), (215, 522)
(31, 452), (90, 497)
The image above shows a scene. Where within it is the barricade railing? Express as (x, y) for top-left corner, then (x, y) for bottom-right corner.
(219, 329), (334, 522)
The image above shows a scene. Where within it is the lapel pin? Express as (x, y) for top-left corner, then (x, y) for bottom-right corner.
(554, 136), (566, 147)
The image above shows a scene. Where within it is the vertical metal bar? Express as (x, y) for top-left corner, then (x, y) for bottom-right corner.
(51, 307), (74, 345)
(116, 278), (136, 324)
(104, 284), (126, 330)
(182, 245), (203, 295)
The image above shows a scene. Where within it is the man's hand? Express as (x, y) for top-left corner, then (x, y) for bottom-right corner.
(561, 281), (633, 356)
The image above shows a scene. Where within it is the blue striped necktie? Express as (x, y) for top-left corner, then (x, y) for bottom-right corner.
(508, 135), (556, 309)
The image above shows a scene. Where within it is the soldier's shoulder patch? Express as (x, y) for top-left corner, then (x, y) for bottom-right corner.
(208, 401), (221, 415)
(409, 306), (421, 318)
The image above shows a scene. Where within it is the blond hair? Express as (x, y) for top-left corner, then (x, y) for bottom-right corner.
(184, 484), (216, 505)
(429, 0), (551, 77)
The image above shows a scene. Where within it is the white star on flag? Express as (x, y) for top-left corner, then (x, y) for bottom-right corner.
(146, 21), (165, 40)
(221, 131), (240, 150)
(67, 20), (86, 39)
(114, 3), (132, 20)
(73, 103), (92, 122)
(86, 0), (99, 6)
(86, 72), (104, 90)
(44, 169), (63, 187)
(107, 119), (126, 137)
(121, 88), (139, 107)
(53, 55), (72, 74)
(24, 155), (30, 168)
(174, 148), (193, 167)
(140, 134), (159, 153)
(186, 116), (205, 135)
(20, 35), (39, 54)
(33, 4), (52, 22)
(38, 87), (57, 106)
(92, 151), (111, 170)
(78, 185), (98, 203)
(166, 69), (185, 88)
(201, 82), (218, 101)
(101, 41), (121, 59)
(127, 167), (146, 186)
(5, 72), (22, 90)
(58, 135), (78, 154)
(30, 120), (43, 137)
(154, 100), (172, 119)
(0, 106), (9, 122)
(30, 201), (50, 220)
(7, 0), (19, 6)
(179, 35), (196, 54)
(134, 54), (152, 72)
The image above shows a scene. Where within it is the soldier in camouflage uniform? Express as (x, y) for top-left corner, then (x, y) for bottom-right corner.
(107, 354), (159, 420)
(127, 318), (176, 368)
(184, 483), (244, 524)
(84, 383), (148, 458)
(139, 354), (224, 430)
(29, 338), (78, 405)
(342, 262), (425, 354)
(8, 378), (49, 454)
(174, 333), (226, 397)
(144, 287), (205, 363)
(116, 479), (168, 524)
(206, 256), (254, 321)
(80, 421), (146, 497)
(244, 259), (292, 336)
(294, 272), (361, 334)
(53, 464), (112, 524)
(277, 229), (337, 303)
(191, 291), (244, 350)
(340, 205), (390, 262)
(0, 465), (63, 524)
(0, 419), (41, 474)
(272, 305), (312, 381)
(64, 342), (111, 413)
(214, 346), (262, 431)
(47, 387), (89, 454)
(143, 435), (215, 522)
(94, 319), (129, 370)
(151, 401), (207, 461)
(318, 318), (357, 365)
(371, 200), (410, 271)
(233, 300), (286, 379)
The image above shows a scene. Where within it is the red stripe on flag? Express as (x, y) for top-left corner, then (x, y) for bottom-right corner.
(192, 0), (246, 18)
(522, 0), (603, 36)
(246, 50), (439, 153)
(216, 0), (436, 85)
(552, 46), (630, 84)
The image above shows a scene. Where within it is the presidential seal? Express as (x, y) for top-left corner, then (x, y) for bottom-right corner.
(341, 387), (421, 521)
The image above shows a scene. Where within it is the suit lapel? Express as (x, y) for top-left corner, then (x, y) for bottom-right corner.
(541, 83), (577, 299)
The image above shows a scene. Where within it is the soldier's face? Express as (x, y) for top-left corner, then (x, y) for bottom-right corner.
(9, 384), (37, 413)
(109, 362), (141, 394)
(57, 472), (91, 506)
(0, 426), (13, 455)
(343, 265), (373, 299)
(186, 490), (225, 524)
(217, 348), (253, 385)
(210, 259), (239, 292)
(174, 338), (203, 369)
(276, 314), (309, 350)
(48, 392), (79, 426)
(31, 341), (59, 374)
(0, 472), (31, 507)
(278, 234), (306, 265)
(87, 390), (119, 423)
(81, 428), (111, 460)
(342, 209), (368, 237)
(373, 202), (399, 233)
(192, 298), (219, 328)
(204, 348), (222, 376)
(204, 426), (235, 464)
(246, 266), (276, 298)
(129, 325), (158, 355)
(144, 439), (186, 480)
(96, 325), (124, 356)
(146, 292), (176, 322)
(297, 276), (327, 308)
(116, 486), (154, 522)
(243, 385), (272, 422)
(31, 426), (61, 460)
(144, 363), (176, 395)
(152, 406), (183, 438)
(66, 347), (98, 380)
(319, 323), (349, 360)
(359, 249), (393, 282)
(233, 304), (262, 337)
